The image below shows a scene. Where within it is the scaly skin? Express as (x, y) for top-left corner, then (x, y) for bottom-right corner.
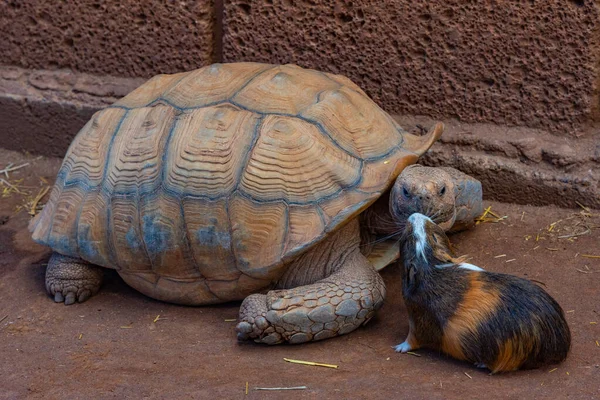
(46, 253), (103, 305)
(390, 165), (483, 233)
(236, 219), (386, 344)
(438, 167), (483, 232)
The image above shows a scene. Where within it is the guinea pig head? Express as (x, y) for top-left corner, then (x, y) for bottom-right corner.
(401, 213), (461, 267)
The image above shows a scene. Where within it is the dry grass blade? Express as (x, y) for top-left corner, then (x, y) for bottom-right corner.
(0, 162), (29, 178)
(557, 228), (591, 239)
(581, 254), (600, 259)
(476, 205), (507, 224)
(1, 178), (26, 195)
(254, 386), (307, 391)
(283, 358), (338, 369)
(28, 186), (50, 216)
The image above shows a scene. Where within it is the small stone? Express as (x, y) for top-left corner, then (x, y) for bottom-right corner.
(289, 332), (310, 344)
(336, 299), (360, 317)
(314, 330), (335, 341)
(308, 304), (336, 323)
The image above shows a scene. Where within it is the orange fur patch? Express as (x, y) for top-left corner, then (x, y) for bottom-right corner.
(431, 233), (467, 265)
(441, 273), (501, 361)
(489, 330), (538, 373)
(406, 317), (420, 349)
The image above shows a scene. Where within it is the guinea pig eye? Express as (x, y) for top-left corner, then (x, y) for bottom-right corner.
(439, 185), (446, 196)
(402, 186), (411, 198)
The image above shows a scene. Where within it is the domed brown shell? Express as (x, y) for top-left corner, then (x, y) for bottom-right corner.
(30, 63), (437, 302)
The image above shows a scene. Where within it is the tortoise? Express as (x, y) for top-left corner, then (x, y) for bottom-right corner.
(29, 62), (483, 345)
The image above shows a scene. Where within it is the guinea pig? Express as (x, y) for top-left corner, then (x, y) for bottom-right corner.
(394, 213), (571, 373)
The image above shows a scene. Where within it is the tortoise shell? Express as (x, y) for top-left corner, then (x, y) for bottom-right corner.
(30, 63), (430, 301)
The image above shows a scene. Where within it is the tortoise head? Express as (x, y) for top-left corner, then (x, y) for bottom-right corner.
(390, 165), (457, 231)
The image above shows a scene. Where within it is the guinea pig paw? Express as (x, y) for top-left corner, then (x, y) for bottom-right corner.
(394, 341), (412, 353)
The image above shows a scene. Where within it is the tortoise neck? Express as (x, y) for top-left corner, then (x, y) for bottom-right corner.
(274, 218), (361, 289)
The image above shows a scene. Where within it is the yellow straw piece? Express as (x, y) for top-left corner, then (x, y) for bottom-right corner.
(29, 186), (50, 216)
(548, 368), (557, 373)
(78, 334), (83, 340)
(283, 358), (338, 369)
(153, 315), (161, 323)
(581, 254), (600, 259)
(224, 319), (237, 322)
(245, 382), (248, 395)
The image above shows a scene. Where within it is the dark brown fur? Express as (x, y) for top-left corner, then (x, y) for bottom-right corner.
(396, 214), (571, 373)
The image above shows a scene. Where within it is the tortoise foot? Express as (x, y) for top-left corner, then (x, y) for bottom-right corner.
(45, 253), (103, 305)
(236, 293), (283, 345)
(236, 250), (385, 345)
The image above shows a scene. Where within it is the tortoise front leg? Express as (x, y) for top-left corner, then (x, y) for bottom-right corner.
(236, 250), (385, 345)
(46, 253), (103, 305)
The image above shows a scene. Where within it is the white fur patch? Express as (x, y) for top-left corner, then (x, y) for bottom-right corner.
(394, 341), (412, 353)
(408, 213), (431, 262)
(458, 263), (485, 272)
(435, 262), (485, 271)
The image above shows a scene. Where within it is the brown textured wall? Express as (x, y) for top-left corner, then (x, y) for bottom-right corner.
(1, 0), (215, 78)
(223, 0), (600, 133)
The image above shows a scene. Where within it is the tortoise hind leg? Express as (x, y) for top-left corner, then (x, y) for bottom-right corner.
(236, 219), (386, 345)
(46, 253), (103, 305)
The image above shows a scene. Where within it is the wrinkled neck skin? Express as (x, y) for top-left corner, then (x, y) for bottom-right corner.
(360, 190), (405, 237)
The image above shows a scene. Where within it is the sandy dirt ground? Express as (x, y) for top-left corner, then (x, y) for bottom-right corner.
(0, 148), (598, 400)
